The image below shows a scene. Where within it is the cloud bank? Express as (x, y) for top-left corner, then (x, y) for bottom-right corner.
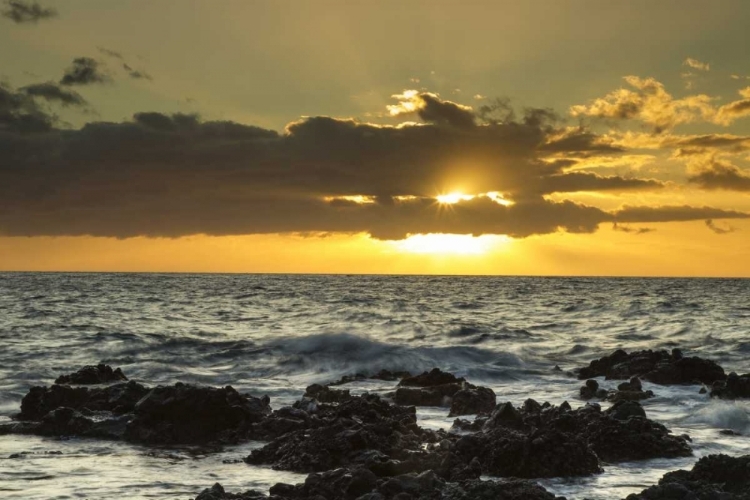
(1, 88), (747, 240)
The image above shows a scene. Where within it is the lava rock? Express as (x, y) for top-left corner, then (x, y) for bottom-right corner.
(448, 386), (496, 417)
(195, 483), (267, 499)
(54, 364), (128, 385)
(19, 380), (149, 420)
(578, 349), (725, 385)
(303, 384), (351, 403)
(125, 383), (271, 444)
(624, 454), (750, 499)
(711, 372), (750, 399)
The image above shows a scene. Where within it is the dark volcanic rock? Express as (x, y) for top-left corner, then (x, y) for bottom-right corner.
(244, 394), (431, 474)
(125, 383), (271, 444)
(13, 376), (271, 445)
(394, 369), (496, 416)
(303, 384), (351, 403)
(448, 386), (496, 417)
(55, 364), (128, 385)
(19, 380), (149, 420)
(476, 399), (691, 466)
(711, 372), (750, 399)
(197, 468), (566, 500)
(196, 483), (267, 499)
(454, 426), (601, 478)
(329, 370), (412, 386)
(578, 349), (725, 385)
(624, 454), (750, 499)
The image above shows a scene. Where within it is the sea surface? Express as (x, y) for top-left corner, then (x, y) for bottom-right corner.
(0, 273), (749, 499)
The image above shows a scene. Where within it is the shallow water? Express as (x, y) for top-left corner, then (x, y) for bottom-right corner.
(0, 273), (749, 499)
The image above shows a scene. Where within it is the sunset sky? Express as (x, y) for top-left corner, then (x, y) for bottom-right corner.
(2, 0), (750, 276)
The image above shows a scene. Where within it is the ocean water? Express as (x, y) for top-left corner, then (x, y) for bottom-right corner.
(0, 273), (749, 499)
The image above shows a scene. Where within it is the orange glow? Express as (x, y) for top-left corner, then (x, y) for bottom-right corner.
(392, 233), (509, 255)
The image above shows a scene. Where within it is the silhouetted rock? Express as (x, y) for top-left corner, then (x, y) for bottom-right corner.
(393, 369), (496, 416)
(19, 380), (149, 420)
(476, 399), (690, 465)
(125, 383), (271, 444)
(580, 379), (599, 399)
(245, 394), (434, 474)
(711, 372), (750, 399)
(54, 364), (128, 385)
(303, 384), (351, 403)
(624, 454), (750, 499)
(195, 483), (267, 499)
(329, 370), (412, 386)
(196, 469), (566, 500)
(578, 349), (725, 385)
(10, 372), (272, 445)
(448, 386), (496, 417)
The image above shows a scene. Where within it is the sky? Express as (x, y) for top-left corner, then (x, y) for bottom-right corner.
(2, 0), (750, 276)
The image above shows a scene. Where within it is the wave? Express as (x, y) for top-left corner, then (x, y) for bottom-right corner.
(687, 401), (750, 432)
(266, 332), (525, 382)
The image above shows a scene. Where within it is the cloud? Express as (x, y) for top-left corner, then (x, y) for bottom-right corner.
(0, 82), (55, 133)
(387, 90), (476, 128)
(20, 82), (87, 107)
(687, 155), (750, 191)
(1, 0), (56, 24)
(0, 92), (745, 240)
(684, 58), (710, 71)
(97, 47), (123, 59)
(612, 222), (654, 234)
(60, 57), (110, 86)
(570, 76), (715, 133)
(613, 205), (749, 223)
(705, 219), (736, 234)
(716, 87), (750, 125)
(123, 63), (152, 81)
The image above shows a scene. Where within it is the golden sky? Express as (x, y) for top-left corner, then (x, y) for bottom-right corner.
(1, 0), (750, 275)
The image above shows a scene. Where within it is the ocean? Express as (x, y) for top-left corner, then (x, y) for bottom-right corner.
(1, 273), (749, 499)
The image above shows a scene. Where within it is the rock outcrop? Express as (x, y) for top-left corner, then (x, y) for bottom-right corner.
(578, 349), (725, 385)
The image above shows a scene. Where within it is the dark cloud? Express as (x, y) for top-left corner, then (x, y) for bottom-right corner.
(0, 82), (55, 133)
(98, 47), (123, 59)
(1, 0), (56, 24)
(687, 157), (750, 192)
(417, 93), (475, 129)
(123, 63), (152, 81)
(60, 58), (110, 86)
(20, 82), (87, 107)
(0, 93), (746, 240)
(705, 219), (736, 234)
(613, 205), (749, 223)
(612, 222), (654, 234)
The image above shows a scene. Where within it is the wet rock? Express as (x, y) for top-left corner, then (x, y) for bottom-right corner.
(624, 454), (750, 499)
(399, 368), (464, 388)
(245, 394), (431, 474)
(303, 384), (351, 403)
(454, 426), (601, 478)
(579, 379), (599, 400)
(54, 364), (128, 385)
(447, 386), (496, 417)
(606, 389), (655, 403)
(477, 399), (690, 466)
(12, 374), (272, 446)
(195, 483), (267, 499)
(204, 468), (566, 500)
(578, 349), (725, 385)
(393, 369), (496, 416)
(710, 372), (750, 399)
(124, 383), (271, 445)
(19, 380), (149, 420)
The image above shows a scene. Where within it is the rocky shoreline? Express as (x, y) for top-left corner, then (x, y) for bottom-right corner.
(1, 348), (748, 499)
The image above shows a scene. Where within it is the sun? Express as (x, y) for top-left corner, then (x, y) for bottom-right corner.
(436, 192), (475, 204)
